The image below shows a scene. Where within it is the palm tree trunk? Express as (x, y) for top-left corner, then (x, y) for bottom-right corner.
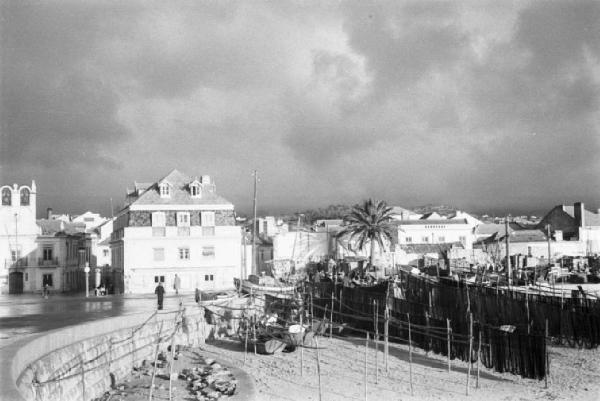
(370, 237), (376, 273)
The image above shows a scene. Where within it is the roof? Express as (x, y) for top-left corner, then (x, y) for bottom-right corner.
(391, 206), (418, 216)
(129, 169), (233, 206)
(97, 237), (111, 246)
(37, 219), (86, 236)
(475, 223), (521, 236)
(394, 219), (469, 226)
(563, 206), (600, 226)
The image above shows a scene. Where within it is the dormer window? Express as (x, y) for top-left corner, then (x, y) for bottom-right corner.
(159, 183), (170, 198)
(1, 188), (10, 206)
(190, 181), (201, 198)
(20, 188), (30, 206)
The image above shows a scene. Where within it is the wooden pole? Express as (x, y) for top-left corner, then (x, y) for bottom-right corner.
(526, 285), (530, 334)
(300, 311), (304, 376)
(425, 311), (430, 356)
(149, 321), (164, 401)
(545, 319), (549, 389)
(311, 292), (314, 328)
(315, 335), (323, 401)
(253, 315), (257, 355)
(364, 331), (369, 401)
(476, 329), (481, 389)
(384, 304), (389, 374)
(374, 300), (379, 384)
(467, 313), (473, 396)
(330, 290), (334, 339)
(169, 324), (177, 401)
(244, 316), (249, 365)
(447, 318), (451, 373)
(80, 354), (85, 401)
(408, 314), (414, 396)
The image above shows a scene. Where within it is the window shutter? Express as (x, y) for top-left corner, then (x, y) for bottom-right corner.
(201, 211), (215, 226)
(152, 212), (166, 227)
(177, 212), (190, 227)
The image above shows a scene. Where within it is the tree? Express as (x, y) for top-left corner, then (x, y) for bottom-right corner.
(336, 199), (396, 271)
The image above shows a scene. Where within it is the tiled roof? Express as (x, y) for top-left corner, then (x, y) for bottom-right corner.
(563, 206), (600, 227)
(130, 169), (233, 206)
(475, 223), (520, 236)
(37, 219), (86, 236)
(394, 219), (468, 226)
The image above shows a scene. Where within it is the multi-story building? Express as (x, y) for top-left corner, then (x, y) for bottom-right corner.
(111, 169), (242, 294)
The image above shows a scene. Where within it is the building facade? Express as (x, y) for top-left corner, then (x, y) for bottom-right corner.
(111, 169), (242, 294)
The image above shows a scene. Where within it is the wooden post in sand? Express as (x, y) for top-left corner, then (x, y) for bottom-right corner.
(244, 316), (249, 365)
(384, 304), (389, 374)
(476, 329), (481, 389)
(315, 335), (323, 401)
(408, 313), (414, 396)
(545, 319), (549, 389)
(330, 291), (334, 340)
(149, 321), (164, 401)
(300, 311), (304, 376)
(364, 331), (369, 401)
(374, 300), (379, 384)
(253, 315), (257, 355)
(447, 318), (452, 373)
(467, 313), (473, 396)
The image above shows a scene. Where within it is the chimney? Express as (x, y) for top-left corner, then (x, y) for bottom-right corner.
(47, 207), (53, 219)
(574, 202), (585, 228)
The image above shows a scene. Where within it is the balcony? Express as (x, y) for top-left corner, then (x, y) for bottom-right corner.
(38, 257), (59, 267)
(4, 258), (28, 269)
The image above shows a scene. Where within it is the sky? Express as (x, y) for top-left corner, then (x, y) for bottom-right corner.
(1, 0), (599, 218)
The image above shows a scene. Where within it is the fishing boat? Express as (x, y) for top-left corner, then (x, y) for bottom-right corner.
(234, 277), (298, 297)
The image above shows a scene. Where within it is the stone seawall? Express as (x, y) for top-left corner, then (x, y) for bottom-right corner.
(8, 301), (246, 401)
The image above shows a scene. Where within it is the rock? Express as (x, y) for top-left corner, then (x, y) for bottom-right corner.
(204, 358), (215, 365)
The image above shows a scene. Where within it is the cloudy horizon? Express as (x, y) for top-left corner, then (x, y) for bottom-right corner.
(1, 0), (599, 218)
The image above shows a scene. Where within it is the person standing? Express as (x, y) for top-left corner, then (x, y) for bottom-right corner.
(174, 274), (181, 295)
(195, 286), (201, 303)
(155, 282), (165, 310)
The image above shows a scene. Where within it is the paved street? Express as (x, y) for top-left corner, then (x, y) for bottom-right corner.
(0, 292), (197, 350)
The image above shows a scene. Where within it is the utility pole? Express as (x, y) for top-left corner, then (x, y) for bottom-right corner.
(505, 216), (511, 286)
(546, 224), (552, 266)
(252, 170), (258, 276)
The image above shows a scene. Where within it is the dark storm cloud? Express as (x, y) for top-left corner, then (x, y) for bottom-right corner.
(0, 2), (132, 169)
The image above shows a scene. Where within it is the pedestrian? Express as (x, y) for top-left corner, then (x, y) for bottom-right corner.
(174, 273), (181, 295)
(43, 283), (49, 299)
(195, 286), (201, 303)
(155, 282), (165, 310)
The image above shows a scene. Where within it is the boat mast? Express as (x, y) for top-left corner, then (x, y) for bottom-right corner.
(252, 170), (258, 276)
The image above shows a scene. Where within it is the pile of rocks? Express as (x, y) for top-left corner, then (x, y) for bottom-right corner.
(180, 358), (237, 401)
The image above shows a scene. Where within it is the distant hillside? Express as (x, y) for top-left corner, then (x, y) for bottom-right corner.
(411, 204), (460, 217)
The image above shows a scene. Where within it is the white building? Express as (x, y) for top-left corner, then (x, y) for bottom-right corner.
(72, 211), (108, 231)
(0, 182), (38, 294)
(111, 169), (242, 294)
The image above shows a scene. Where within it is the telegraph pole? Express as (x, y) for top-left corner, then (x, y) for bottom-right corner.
(505, 216), (511, 287)
(252, 170), (258, 276)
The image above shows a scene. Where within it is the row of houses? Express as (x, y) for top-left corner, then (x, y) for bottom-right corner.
(2, 169), (599, 294)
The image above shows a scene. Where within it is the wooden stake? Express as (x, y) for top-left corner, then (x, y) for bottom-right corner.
(330, 290), (334, 339)
(447, 318), (451, 373)
(467, 313), (473, 396)
(244, 316), (249, 365)
(80, 354), (85, 401)
(476, 329), (481, 389)
(169, 324), (177, 401)
(300, 311), (304, 376)
(365, 331), (369, 401)
(149, 321), (164, 401)
(545, 319), (549, 389)
(408, 314), (414, 396)
(315, 335), (323, 401)
(374, 300), (379, 384)
(425, 311), (430, 356)
(253, 315), (257, 355)
(384, 305), (389, 374)
(526, 285), (530, 334)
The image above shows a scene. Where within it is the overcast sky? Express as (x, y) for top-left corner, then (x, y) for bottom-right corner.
(1, 0), (599, 218)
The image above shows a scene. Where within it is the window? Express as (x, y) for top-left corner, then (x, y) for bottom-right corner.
(11, 249), (21, 261)
(152, 212), (166, 227)
(422, 237), (429, 243)
(152, 227), (166, 237)
(43, 247), (53, 261)
(42, 274), (53, 287)
(154, 275), (165, 283)
(202, 226), (215, 236)
(25, 273), (28, 281)
(1, 188), (10, 206)
(201, 211), (215, 226)
(438, 236), (445, 243)
(459, 236), (466, 243)
(190, 183), (201, 197)
(405, 237), (412, 243)
(153, 248), (165, 261)
(178, 227), (190, 236)
(159, 183), (170, 197)
(202, 246), (215, 258)
(178, 247), (190, 260)
(20, 188), (30, 206)
(103, 249), (109, 257)
(204, 274), (214, 281)
(177, 212), (190, 226)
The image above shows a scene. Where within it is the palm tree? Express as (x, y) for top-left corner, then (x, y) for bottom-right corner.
(336, 199), (396, 272)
